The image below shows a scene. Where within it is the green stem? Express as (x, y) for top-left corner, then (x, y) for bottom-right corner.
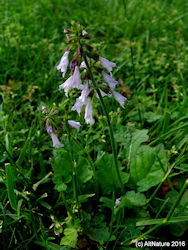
(61, 193), (76, 220)
(66, 122), (80, 218)
(84, 56), (123, 193)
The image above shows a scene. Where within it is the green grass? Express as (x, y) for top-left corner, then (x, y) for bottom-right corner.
(0, 0), (188, 249)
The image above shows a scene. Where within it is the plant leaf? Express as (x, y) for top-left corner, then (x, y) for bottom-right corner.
(60, 228), (78, 248)
(5, 163), (17, 210)
(120, 191), (147, 208)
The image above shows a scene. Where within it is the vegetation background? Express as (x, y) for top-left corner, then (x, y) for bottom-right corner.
(0, 0), (188, 249)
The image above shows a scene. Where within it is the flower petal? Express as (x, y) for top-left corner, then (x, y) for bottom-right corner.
(72, 66), (84, 90)
(112, 90), (127, 108)
(56, 50), (69, 78)
(51, 132), (64, 148)
(71, 99), (84, 116)
(46, 124), (53, 134)
(103, 72), (118, 89)
(99, 56), (116, 73)
(59, 76), (73, 97)
(68, 120), (81, 131)
(84, 99), (95, 125)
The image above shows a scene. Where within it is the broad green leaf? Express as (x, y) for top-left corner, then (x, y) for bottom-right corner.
(52, 150), (72, 192)
(115, 126), (149, 161)
(96, 154), (115, 194)
(120, 191), (147, 208)
(96, 153), (128, 194)
(77, 157), (93, 184)
(5, 163), (17, 210)
(129, 129), (149, 156)
(60, 228), (78, 248)
(130, 144), (168, 192)
(88, 226), (110, 244)
(88, 214), (110, 244)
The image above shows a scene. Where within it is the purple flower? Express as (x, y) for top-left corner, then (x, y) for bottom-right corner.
(46, 124), (53, 134)
(115, 198), (121, 208)
(51, 132), (64, 148)
(71, 82), (90, 115)
(82, 30), (87, 35)
(96, 88), (112, 98)
(80, 61), (86, 68)
(71, 99), (84, 115)
(103, 72), (118, 90)
(84, 99), (95, 125)
(41, 105), (47, 114)
(112, 90), (127, 108)
(72, 66), (84, 90)
(99, 56), (116, 73)
(70, 61), (76, 70)
(59, 76), (73, 97)
(79, 82), (90, 102)
(68, 120), (81, 131)
(57, 50), (69, 78)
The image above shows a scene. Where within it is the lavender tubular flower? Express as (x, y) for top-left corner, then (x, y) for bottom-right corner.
(68, 120), (81, 131)
(96, 88), (111, 98)
(46, 124), (53, 134)
(99, 56), (116, 73)
(72, 66), (84, 90)
(80, 61), (86, 68)
(112, 90), (127, 108)
(79, 82), (90, 103)
(51, 132), (64, 148)
(71, 99), (84, 115)
(84, 99), (95, 125)
(57, 50), (69, 77)
(103, 72), (118, 89)
(59, 76), (73, 97)
(71, 83), (89, 115)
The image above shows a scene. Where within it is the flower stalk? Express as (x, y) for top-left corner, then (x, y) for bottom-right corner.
(84, 56), (124, 193)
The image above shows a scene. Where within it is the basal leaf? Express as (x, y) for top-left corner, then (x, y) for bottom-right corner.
(120, 191), (147, 208)
(130, 144), (168, 192)
(60, 228), (78, 248)
(96, 153), (126, 194)
(52, 150), (72, 192)
(88, 214), (110, 244)
(77, 157), (93, 185)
